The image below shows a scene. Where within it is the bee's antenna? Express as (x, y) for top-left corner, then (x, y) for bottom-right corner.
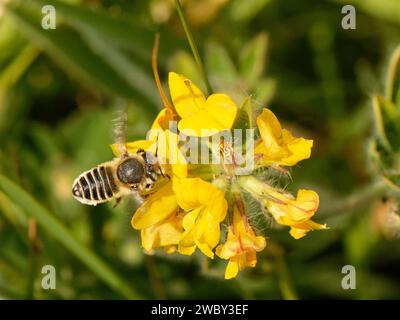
(113, 102), (128, 157)
(152, 33), (174, 112)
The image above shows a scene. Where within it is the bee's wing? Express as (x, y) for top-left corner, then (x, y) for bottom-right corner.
(112, 102), (128, 156)
(123, 189), (145, 208)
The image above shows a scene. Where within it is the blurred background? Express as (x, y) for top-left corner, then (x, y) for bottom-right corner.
(1, 0), (400, 299)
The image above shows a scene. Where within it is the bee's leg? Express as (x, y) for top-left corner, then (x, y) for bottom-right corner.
(144, 181), (153, 191)
(130, 184), (139, 191)
(154, 138), (159, 158)
(146, 165), (157, 182)
(136, 148), (145, 156)
(113, 197), (122, 208)
(122, 144), (129, 159)
(158, 166), (169, 179)
(155, 164), (169, 179)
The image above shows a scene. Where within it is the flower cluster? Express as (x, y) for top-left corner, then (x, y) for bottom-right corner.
(113, 72), (326, 279)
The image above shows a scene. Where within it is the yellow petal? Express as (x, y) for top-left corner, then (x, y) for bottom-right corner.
(164, 246), (177, 254)
(266, 189), (319, 225)
(173, 177), (227, 216)
(256, 108), (284, 153)
(151, 108), (175, 131)
(240, 232), (267, 252)
(215, 231), (240, 259)
(204, 94), (237, 129)
(216, 206), (267, 271)
(285, 189), (320, 222)
(179, 207), (221, 258)
(178, 109), (223, 137)
(141, 214), (183, 252)
(172, 177), (227, 257)
(173, 178), (201, 211)
(225, 260), (239, 279)
(255, 108), (313, 166)
(177, 95), (238, 137)
(168, 71), (237, 137)
(195, 239), (215, 259)
(131, 183), (178, 229)
(110, 140), (155, 157)
(280, 129), (313, 166)
(165, 131), (188, 179)
(289, 220), (328, 239)
(264, 187), (326, 238)
(178, 244), (196, 256)
(196, 215), (221, 258)
(289, 227), (307, 240)
(168, 72), (205, 118)
(181, 207), (202, 231)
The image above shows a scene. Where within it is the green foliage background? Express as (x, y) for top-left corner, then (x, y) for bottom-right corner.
(1, 0), (400, 299)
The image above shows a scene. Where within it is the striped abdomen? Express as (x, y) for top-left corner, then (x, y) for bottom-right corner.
(72, 165), (118, 205)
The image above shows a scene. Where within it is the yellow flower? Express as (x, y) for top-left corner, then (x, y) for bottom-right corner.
(172, 177), (228, 258)
(263, 188), (326, 239)
(238, 176), (326, 240)
(130, 181), (181, 252)
(132, 183), (179, 230)
(255, 108), (313, 166)
(140, 212), (184, 254)
(168, 72), (238, 137)
(216, 205), (266, 279)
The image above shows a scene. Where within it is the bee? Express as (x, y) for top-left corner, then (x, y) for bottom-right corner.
(72, 108), (165, 206)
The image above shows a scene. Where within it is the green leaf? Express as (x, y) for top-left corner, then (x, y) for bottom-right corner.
(232, 97), (254, 146)
(370, 95), (400, 189)
(239, 33), (268, 87)
(373, 95), (400, 150)
(33, 0), (177, 65)
(229, 0), (272, 21)
(0, 174), (141, 299)
(335, 0), (400, 26)
(234, 96), (253, 130)
(386, 46), (400, 107)
(345, 212), (379, 267)
(206, 41), (238, 88)
(253, 77), (276, 106)
(5, 1), (159, 110)
(372, 95), (391, 150)
(0, 44), (39, 90)
(0, 16), (27, 68)
(169, 50), (204, 92)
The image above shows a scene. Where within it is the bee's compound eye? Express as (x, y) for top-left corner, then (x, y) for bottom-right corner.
(117, 158), (145, 184)
(72, 182), (83, 198)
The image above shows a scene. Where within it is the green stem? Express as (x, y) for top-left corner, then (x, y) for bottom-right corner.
(144, 255), (166, 300)
(0, 174), (141, 299)
(0, 44), (39, 89)
(276, 256), (298, 300)
(319, 180), (387, 218)
(175, 0), (213, 95)
(237, 175), (271, 199)
(386, 46), (400, 102)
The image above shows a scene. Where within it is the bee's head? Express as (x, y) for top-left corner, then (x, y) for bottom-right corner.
(117, 157), (145, 185)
